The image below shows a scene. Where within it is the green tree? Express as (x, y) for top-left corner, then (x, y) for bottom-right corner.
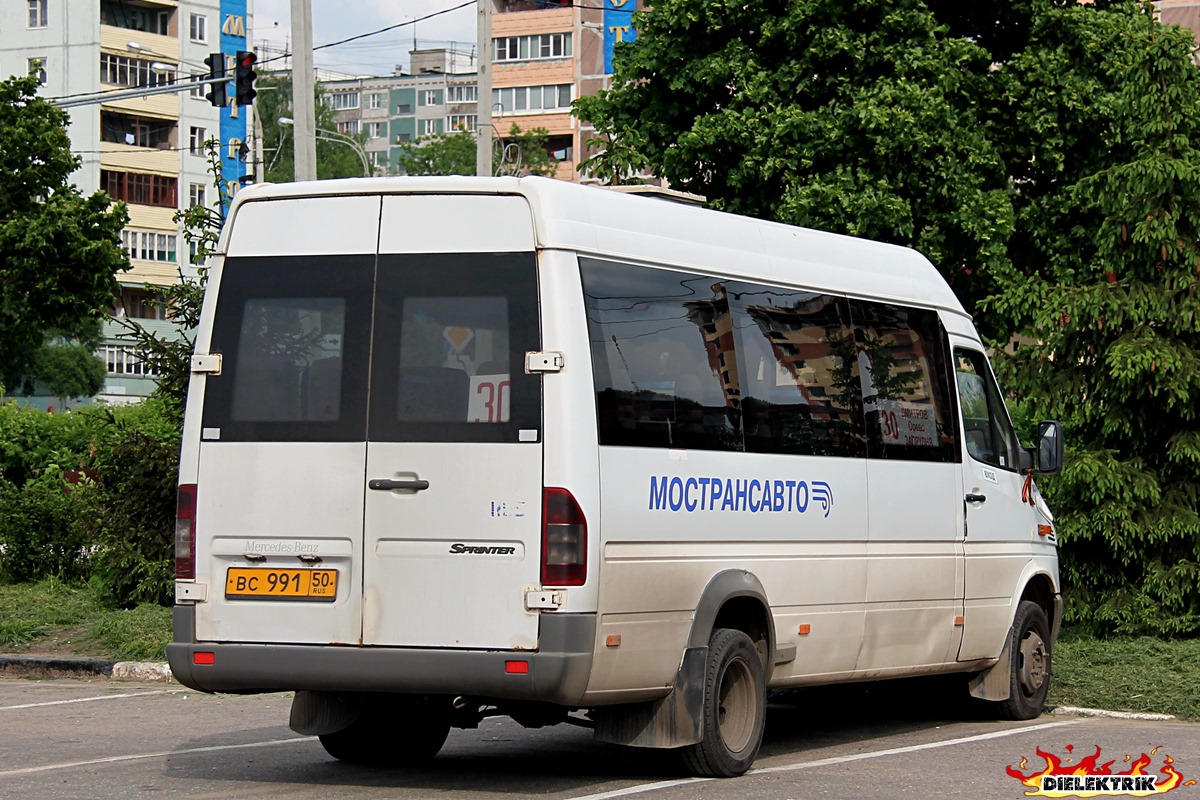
(396, 129), (477, 175)
(0, 73), (130, 390)
(989, 3), (1200, 635)
(28, 326), (107, 406)
(574, 0), (1013, 318)
(257, 74), (372, 181)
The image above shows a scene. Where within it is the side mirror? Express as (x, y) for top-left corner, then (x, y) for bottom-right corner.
(1035, 420), (1064, 475)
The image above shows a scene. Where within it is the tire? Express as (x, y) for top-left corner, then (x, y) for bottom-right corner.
(318, 695), (451, 766)
(997, 600), (1052, 720)
(681, 628), (767, 778)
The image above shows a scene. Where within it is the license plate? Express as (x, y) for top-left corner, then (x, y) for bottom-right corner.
(225, 568), (338, 601)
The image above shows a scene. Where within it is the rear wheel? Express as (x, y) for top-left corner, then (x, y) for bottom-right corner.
(996, 601), (1051, 720)
(318, 695), (451, 765)
(681, 628), (767, 777)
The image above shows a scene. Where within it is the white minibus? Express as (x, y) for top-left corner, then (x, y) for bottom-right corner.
(168, 176), (1064, 777)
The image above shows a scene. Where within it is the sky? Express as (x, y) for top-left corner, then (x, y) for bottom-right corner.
(252, 0), (480, 77)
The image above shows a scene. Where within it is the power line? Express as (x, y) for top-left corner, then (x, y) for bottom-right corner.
(46, 1), (477, 105)
(256, 1), (476, 69)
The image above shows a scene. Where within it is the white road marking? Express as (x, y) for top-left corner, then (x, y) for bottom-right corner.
(0, 689), (183, 711)
(0, 736), (311, 778)
(562, 719), (1084, 800)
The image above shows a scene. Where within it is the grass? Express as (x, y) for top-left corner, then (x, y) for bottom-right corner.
(0, 578), (171, 662)
(1049, 627), (1200, 721)
(1, 579), (1198, 720)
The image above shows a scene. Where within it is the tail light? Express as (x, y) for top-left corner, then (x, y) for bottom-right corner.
(542, 487), (586, 586)
(175, 484), (197, 579)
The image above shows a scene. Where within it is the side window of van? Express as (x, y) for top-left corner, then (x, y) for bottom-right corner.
(368, 253), (541, 443)
(849, 300), (959, 463)
(954, 349), (1022, 470)
(582, 259), (743, 451)
(726, 284), (866, 458)
(204, 256), (374, 442)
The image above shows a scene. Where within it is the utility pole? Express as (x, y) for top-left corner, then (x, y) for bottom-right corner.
(291, 0), (317, 181)
(476, 0), (497, 177)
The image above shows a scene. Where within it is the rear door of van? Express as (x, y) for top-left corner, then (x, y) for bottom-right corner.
(192, 191), (543, 651)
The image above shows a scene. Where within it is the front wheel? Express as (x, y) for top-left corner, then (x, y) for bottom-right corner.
(318, 694), (451, 766)
(681, 628), (767, 777)
(996, 600), (1052, 720)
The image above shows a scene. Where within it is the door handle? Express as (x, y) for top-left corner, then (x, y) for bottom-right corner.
(369, 479), (430, 491)
(965, 493), (987, 504)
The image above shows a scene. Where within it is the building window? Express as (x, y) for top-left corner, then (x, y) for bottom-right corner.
(100, 54), (172, 88)
(189, 73), (207, 100)
(364, 122), (385, 139)
(27, 57), (47, 85)
(447, 85), (477, 103)
(189, 127), (207, 155)
(100, 344), (161, 377)
(396, 132), (411, 143)
(367, 93), (384, 110)
(101, 5), (170, 35)
(418, 118), (438, 136)
(28, 0), (48, 29)
(101, 111), (174, 148)
(330, 92), (359, 110)
(189, 183), (206, 209)
(336, 120), (359, 136)
(369, 151), (386, 168)
(189, 13), (207, 43)
(102, 170), (177, 208)
(421, 89), (440, 106)
(396, 103), (412, 115)
(120, 230), (177, 264)
(447, 114), (476, 132)
(494, 33), (572, 62)
(493, 84), (573, 114)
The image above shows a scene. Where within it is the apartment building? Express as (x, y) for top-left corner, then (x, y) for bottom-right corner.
(321, 49), (478, 176)
(490, 0), (643, 181)
(0, 0), (252, 403)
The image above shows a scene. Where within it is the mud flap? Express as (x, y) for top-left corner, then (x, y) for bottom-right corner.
(592, 646), (707, 748)
(967, 636), (1012, 702)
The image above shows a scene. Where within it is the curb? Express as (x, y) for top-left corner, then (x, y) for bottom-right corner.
(1051, 705), (1176, 721)
(0, 655), (174, 683)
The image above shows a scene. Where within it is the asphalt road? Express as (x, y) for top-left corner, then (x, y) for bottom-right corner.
(2, 676), (1198, 800)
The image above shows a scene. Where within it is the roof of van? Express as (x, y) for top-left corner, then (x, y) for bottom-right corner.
(226, 175), (968, 317)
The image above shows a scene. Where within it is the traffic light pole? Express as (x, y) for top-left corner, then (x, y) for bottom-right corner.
(52, 74), (230, 109)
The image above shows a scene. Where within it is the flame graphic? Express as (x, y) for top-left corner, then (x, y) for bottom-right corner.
(1006, 745), (1188, 797)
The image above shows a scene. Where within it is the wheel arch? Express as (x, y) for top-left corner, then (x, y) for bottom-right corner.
(688, 569), (776, 678)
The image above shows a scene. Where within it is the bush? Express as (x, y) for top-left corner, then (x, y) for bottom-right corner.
(0, 467), (98, 583)
(87, 408), (179, 607)
(0, 397), (181, 607)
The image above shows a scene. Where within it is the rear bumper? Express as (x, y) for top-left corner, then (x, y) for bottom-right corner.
(167, 606), (596, 706)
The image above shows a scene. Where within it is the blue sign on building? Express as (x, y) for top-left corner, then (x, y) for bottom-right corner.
(603, 0), (637, 75)
(219, 0), (250, 209)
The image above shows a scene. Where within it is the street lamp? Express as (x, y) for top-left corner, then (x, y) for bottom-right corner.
(278, 117), (371, 177)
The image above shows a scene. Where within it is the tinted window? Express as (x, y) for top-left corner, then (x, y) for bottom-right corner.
(368, 253), (541, 443)
(849, 300), (959, 462)
(727, 284), (865, 458)
(204, 256), (374, 441)
(955, 348), (1021, 470)
(582, 259), (743, 451)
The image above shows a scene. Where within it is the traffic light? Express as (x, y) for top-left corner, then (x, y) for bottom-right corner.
(203, 52), (226, 108)
(234, 50), (257, 105)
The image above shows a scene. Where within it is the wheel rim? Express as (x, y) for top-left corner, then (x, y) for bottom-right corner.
(1018, 630), (1048, 695)
(716, 656), (756, 754)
